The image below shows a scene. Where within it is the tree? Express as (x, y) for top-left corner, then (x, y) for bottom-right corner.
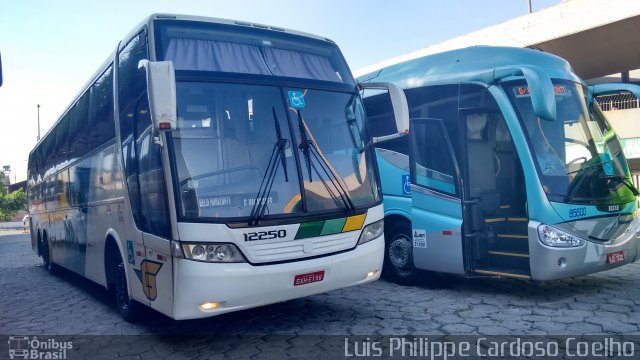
(0, 188), (27, 222)
(0, 171), (5, 195)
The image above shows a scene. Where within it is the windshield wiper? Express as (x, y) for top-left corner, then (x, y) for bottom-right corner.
(248, 108), (290, 225)
(601, 175), (640, 196)
(296, 110), (356, 214)
(273, 107), (289, 182)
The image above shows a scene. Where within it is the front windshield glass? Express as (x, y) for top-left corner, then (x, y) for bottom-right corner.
(287, 88), (380, 213)
(505, 79), (636, 205)
(173, 82), (302, 219)
(172, 82), (380, 220)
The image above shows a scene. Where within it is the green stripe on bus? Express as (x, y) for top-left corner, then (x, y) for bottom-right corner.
(295, 221), (325, 239)
(320, 218), (346, 236)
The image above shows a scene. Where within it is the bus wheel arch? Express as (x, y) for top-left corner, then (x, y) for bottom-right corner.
(383, 214), (422, 285)
(104, 236), (119, 291)
(41, 230), (56, 274)
(37, 229), (43, 256)
(104, 235), (142, 322)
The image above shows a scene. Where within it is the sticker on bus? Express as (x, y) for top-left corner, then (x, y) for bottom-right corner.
(402, 174), (411, 195)
(413, 229), (427, 248)
(198, 193), (278, 208)
(288, 90), (306, 108)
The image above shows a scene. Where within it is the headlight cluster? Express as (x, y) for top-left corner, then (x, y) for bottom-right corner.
(537, 225), (585, 247)
(358, 220), (384, 245)
(182, 243), (246, 263)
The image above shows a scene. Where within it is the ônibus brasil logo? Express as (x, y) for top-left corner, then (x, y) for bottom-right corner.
(7, 336), (72, 360)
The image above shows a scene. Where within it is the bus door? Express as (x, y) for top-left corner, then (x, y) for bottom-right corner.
(459, 106), (531, 279)
(408, 118), (465, 275)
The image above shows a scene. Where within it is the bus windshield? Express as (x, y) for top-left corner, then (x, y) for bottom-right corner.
(505, 79), (636, 205)
(172, 82), (379, 221)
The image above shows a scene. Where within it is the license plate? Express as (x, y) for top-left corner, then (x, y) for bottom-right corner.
(293, 270), (325, 286)
(607, 251), (625, 265)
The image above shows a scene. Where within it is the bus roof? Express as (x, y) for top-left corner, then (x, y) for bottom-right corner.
(143, 13), (335, 44)
(356, 46), (583, 89)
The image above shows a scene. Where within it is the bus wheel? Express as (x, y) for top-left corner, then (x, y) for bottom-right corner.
(42, 236), (57, 275)
(383, 222), (422, 285)
(112, 251), (142, 322)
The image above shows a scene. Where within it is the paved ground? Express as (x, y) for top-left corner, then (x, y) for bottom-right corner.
(1, 231), (640, 358)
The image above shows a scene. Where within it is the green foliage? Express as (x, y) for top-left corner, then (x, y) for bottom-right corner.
(0, 172), (5, 194)
(0, 188), (27, 222)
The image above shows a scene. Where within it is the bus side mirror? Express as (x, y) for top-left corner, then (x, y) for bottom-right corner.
(495, 65), (556, 121)
(358, 82), (409, 143)
(138, 60), (177, 132)
(0, 52), (3, 87)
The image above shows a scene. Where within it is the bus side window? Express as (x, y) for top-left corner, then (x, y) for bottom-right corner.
(118, 29), (171, 239)
(410, 119), (460, 197)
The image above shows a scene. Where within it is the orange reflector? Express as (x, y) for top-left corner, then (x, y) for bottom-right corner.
(159, 122), (172, 130)
(342, 214), (367, 232)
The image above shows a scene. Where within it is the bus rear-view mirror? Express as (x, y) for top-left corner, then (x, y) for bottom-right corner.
(0, 52), (3, 87)
(359, 82), (409, 143)
(138, 59), (177, 132)
(495, 65), (556, 121)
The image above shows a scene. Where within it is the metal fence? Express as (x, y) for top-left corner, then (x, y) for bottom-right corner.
(596, 92), (640, 111)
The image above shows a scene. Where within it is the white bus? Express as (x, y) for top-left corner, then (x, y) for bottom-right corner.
(27, 14), (407, 320)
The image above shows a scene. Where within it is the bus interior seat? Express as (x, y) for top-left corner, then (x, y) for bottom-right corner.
(220, 98), (271, 186)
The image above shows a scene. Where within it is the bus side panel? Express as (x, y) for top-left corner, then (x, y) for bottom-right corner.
(143, 232), (173, 317)
(410, 187), (465, 274)
(82, 145), (124, 285)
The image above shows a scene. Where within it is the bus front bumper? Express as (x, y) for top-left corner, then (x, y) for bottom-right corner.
(172, 236), (383, 320)
(529, 221), (640, 281)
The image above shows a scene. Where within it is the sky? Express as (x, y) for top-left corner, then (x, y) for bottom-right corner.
(0, 0), (560, 183)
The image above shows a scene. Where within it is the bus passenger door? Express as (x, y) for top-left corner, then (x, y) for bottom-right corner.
(409, 118), (465, 275)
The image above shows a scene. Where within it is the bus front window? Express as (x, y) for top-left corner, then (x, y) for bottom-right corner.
(505, 79), (636, 205)
(171, 82), (380, 221)
(173, 82), (304, 219)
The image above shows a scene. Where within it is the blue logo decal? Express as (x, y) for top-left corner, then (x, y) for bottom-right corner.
(126, 240), (135, 264)
(402, 175), (411, 195)
(288, 91), (306, 108)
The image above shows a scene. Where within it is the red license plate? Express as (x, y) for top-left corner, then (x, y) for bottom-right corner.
(607, 251), (625, 265)
(293, 270), (325, 286)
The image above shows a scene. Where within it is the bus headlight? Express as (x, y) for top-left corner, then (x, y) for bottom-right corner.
(537, 225), (585, 247)
(358, 220), (384, 245)
(182, 243), (247, 263)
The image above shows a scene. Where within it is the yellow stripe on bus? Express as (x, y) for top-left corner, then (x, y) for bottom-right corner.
(489, 251), (530, 258)
(485, 218), (505, 223)
(497, 234), (528, 239)
(342, 214), (367, 232)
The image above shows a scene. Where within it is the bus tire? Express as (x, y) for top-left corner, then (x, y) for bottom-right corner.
(42, 235), (58, 275)
(112, 249), (142, 322)
(383, 221), (422, 285)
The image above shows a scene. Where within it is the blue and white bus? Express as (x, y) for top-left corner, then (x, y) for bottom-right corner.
(27, 14), (408, 320)
(357, 46), (640, 283)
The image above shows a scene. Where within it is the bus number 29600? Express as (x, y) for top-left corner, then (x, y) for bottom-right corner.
(243, 230), (287, 241)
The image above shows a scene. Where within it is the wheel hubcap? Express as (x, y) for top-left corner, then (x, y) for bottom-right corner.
(389, 235), (413, 272)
